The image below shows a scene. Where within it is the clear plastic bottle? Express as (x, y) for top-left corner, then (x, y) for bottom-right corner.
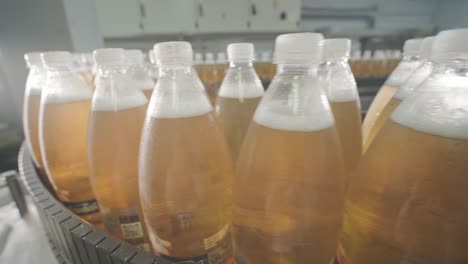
(233, 33), (345, 264)
(80, 53), (95, 87)
(349, 50), (362, 78)
(321, 38), (362, 185)
(39, 51), (101, 224)
(362, 38), (423, 151)
(139, 42), (234, 263)
(204, 52), (219, 104)
(364, 36), (435, 151)
(148, 49), (159, 82)
(193, 52), (204, 77)
(125, 49), (155, 99)
(216, 52), (227, 82)
(88, 48), (149, 249)
(361, 50), (373, 78)
(254, 51), (269, 84)
(338, 28), (468, 264)
(372, 50), (387, 78)
(23, 52), (46, 170)
(215, 43), (264, 165)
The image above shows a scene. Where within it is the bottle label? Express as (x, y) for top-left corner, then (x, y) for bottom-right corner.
(101, 207), (150, 250)
(64, 199), (100, 216)
(157, 224), (232, 264)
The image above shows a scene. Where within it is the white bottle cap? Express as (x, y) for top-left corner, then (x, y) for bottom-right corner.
(351, 50), (361, 60)
(205, 52), (215, 64)
(431, 28), (468, 60)
(24, 52), (43, 68)
(216, 52), (227, 63)
(125, 49), (144, 65)
(362, 50), (372, 59)
(154, 41), (193, 66)
(41, 51), (73, 67)
(93, 48), (125, 66)
(419, 36), (434, 60)
(403, 38), (423, 57)
(194, 53), (204, 65)
(273, 33), (324, 64)
(227, 43), (254, 62)
(373, 50), (386, 60)
(323, 38), (351, 60)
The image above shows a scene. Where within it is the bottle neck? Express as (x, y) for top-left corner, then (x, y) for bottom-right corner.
(97, 65), (125, 76)
(276, 64), (318, 75)
(159, 65), (195, 77)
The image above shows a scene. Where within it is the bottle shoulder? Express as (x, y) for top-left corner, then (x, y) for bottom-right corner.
(43, 71), (93, 103)
(147, 69), (213, 119)
(254, 72), (335, 132)
(392, 69), (468, 140)
(320, 64), (359, 102)
(93, 72), (148, 111)
(218, 67), (264, 99)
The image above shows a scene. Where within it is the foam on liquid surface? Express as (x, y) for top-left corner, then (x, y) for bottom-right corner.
(321, 63), (359, 102)
(327, 89), (359, 102)
(392, 79), (468, 140)
(26, 69), (46, 96)
(218, 67), (264, 99)
(254, 95), (334, 132)
(218, 84), (264, 99)
(394, 62), (432, 100)
(148, 75), (212, 119)
(385, 60), (422, 87)
(92, 93), (147, 111)
(44, 87), (93, 104)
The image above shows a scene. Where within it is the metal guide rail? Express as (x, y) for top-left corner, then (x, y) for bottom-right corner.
(17, 144), (173, 264)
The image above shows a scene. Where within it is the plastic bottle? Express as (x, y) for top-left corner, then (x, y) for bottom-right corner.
(125, 49), (155, 99)
(216, 52), (227, 82)
(139, 42), (234, 263)
(233, 33), (345, 264)
(23, 52), (46, 170)
(215, 43), (264, 165)
(338, 28), (468, 264)
(364, 37), (435, 150)
(362, 38), (423, 151)
(321, 38), (362, 185)
(39, 51), (101, 224)
(88, 48), (149, 249)
(204, 52), (219, 104)
(148, 49), (159, 82)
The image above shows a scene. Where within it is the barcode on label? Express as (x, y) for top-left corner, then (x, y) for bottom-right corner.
(120, 221), (144, 239)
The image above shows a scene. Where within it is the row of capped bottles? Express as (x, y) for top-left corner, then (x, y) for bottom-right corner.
(193, 51), (275, 104)
(338, 29), (468, 263)
(23, 27), (468, 264)
(23, 49), (154, 247)
(23, 34), (359, 263)
(349, 49), (402, 78)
